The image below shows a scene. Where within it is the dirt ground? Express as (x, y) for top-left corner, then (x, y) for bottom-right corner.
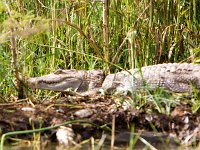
(0, 94), (199, 149)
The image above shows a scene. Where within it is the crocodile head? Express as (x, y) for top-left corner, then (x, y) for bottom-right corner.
(26, 69), (105, 92)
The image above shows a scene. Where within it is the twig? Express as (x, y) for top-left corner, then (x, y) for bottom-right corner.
(111, 115), (115, 150)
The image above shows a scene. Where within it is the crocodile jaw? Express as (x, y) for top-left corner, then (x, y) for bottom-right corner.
(26, 70), (105, 92)
(26, 71), (86, 92)
(27, 77), (83, 92)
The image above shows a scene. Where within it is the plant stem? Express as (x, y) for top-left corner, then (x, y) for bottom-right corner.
(103, 0), (110, 72)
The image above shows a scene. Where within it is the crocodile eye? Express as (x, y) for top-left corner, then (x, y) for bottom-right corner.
(54, 69), (64, 74)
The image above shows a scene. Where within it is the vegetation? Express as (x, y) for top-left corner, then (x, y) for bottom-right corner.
(0, 0), (199, 99)
(0, 0), (200, 149)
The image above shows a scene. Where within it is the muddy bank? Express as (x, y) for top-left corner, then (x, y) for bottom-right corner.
(0, 94), (199, 149)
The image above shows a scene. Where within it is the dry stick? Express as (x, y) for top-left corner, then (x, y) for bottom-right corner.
(10, 29), (24, 99)
(0, 99), (29, 106)
(51, 2), (56, 68)
(111, 115), (115, 150)
(91, 137), (95, 150)
(55, 19), (103, 59)
(65, 20), (103, 59)
(0, 94), (6, 102)
(3, 0), (25, 99)
(88, 25), (101, 57)
(103, 0), (110, 72)
(110, 37), (127, 68)
(110, 3), (150, 68)
(2, 0), (11, 15)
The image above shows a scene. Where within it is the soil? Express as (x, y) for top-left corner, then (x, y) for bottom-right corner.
(0, 93), (199, 149)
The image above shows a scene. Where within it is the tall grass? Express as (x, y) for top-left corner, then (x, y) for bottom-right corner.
(0, 0), (199, 99)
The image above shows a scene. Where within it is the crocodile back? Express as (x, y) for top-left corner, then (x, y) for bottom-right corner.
(102, 63), (200, 93)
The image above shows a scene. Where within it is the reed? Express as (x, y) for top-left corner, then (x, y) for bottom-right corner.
(0, 0), (199, 99)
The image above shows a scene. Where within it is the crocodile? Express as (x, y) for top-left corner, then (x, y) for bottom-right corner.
(25, 63), (200, 95)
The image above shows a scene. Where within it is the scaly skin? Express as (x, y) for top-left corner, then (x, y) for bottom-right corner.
(27, 69), (105, 92)
(26, 63), (200, 94)
(103, 63), (200, 93)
